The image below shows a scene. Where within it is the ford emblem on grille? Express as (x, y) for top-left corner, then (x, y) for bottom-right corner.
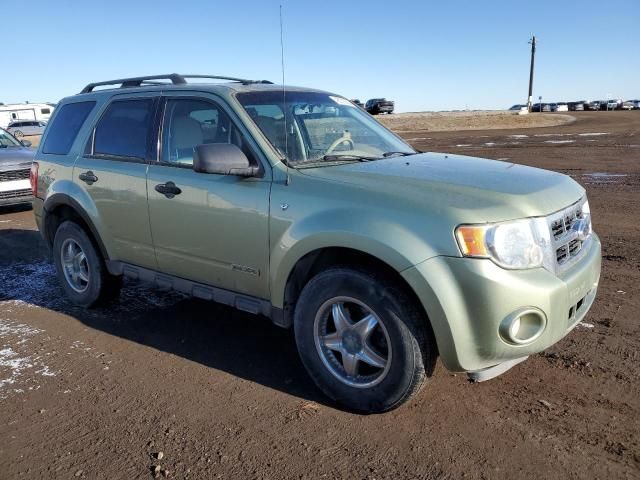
(572, 217), (591, 241)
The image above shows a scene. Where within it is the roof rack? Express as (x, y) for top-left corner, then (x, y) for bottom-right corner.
(80, 73), (273, 94)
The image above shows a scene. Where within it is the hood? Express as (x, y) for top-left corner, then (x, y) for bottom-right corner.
(0, 147), (35, 170)
(298, 153), (584, 222)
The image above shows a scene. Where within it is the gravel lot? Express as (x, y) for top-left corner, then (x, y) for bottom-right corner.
(0, 111), (638, 479)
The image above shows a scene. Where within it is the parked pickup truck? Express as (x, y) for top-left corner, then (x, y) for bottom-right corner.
(365, 98), (395, 115)
(31, 74), (601, 413)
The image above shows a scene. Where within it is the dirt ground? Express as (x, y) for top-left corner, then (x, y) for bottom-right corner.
(0, 111), (638, 479)
(378, 110), (574, 132)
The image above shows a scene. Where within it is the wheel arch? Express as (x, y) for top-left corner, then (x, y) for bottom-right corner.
(43, 193), (110, 262)
(275, 246), (436, 344)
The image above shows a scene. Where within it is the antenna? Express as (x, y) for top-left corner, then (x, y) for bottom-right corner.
(280, 4), (290, 186)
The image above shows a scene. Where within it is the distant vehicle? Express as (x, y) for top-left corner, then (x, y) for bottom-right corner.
(6, 120), (46, 138)
(568, 102), (585, 111)
(365, 98), (394, 115)
(621, 101), (635, 111)
(508, 104), (528, 112)
(0, 127), (34, 207)
(350, 99), (365, 109)
(584, 101), (600, 111)
(628, 100), (640, 110)
(554, 102), (569, 112)
(531, 103), (551, 112)
(607, 99), (621, 111)
(0, 103), (54, 129)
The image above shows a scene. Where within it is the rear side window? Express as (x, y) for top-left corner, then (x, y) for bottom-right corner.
(42, 101), (95, 155)
(94, 99), (153, 160)
(41, 108), (51, 114)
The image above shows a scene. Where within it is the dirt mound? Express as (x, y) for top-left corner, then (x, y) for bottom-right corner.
(378, 110), (574, 132)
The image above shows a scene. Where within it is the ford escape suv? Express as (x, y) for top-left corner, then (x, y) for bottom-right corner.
(31, 74), (601, 413)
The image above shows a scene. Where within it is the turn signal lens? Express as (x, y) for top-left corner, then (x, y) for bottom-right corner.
(455, 226), (489, 257)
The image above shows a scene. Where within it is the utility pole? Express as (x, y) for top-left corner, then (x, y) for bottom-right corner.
(527, 36), (536, 112)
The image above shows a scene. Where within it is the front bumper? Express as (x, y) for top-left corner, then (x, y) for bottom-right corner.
(0, 178), (33, 207)
(402, 233), (601, 372)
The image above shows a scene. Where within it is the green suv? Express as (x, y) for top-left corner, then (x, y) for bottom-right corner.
(31, 74), (601, 412)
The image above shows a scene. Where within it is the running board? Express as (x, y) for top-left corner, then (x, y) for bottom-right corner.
(467, 356), (529, 382)
(106, 260), (271, 318)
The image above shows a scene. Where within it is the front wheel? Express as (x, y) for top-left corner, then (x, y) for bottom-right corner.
(13, 130), (23, 138)
(294, 268), (437, 413)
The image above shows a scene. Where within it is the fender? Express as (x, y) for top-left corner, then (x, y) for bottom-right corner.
(43, 186), (112, 261)
(269, 208), (440, 309)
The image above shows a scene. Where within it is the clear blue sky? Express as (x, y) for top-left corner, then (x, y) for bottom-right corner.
(3, 0), (638, 112)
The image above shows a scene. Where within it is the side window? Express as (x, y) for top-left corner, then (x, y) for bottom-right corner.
(94, 99), (153, 160)
(42, 101), (95, 155)
(41, 108), (51, 115)
(161, 99), (249, 166)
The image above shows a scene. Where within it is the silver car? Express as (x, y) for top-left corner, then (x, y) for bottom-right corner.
(6, 120), (46, 138)
(0, 128), (34, 207)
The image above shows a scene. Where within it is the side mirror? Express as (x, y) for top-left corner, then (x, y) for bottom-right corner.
(21, 140), (32, 147)
(193, 143), (259, 177)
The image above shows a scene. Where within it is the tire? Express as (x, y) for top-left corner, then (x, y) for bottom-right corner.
(13, 130), (23, 138)
(53, 221), (122, 307)
(294, 267), (437, 413)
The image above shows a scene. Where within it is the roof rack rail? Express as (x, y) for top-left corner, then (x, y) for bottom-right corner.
(80, 73), (273, 94)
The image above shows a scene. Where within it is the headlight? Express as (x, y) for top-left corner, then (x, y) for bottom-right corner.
(456, 218), (552, 270)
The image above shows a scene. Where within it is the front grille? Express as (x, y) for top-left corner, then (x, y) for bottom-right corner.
(0, 169), (30, 182)
(0, 188), (32, 200)
(547, 198), (589, 272)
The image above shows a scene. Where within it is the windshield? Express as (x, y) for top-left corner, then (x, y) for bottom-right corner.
(236, 91), (414, 166)
(0, 128), (21, 147)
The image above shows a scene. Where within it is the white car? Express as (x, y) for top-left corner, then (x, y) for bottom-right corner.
(6, 120), (46, 138)
(508, 104), (528, 113)
(554, 102), (569, 112)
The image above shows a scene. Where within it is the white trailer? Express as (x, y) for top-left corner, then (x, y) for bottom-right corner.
(0, 103), (55, 128)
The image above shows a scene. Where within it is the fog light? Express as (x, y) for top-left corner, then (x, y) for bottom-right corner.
(499, 308), (546, 345)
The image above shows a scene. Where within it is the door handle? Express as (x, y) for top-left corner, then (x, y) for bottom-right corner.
(79, 171), (98, 185)
(155, 181), (182, 199)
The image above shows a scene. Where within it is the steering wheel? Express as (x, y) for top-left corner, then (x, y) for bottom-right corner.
(326, 131), (354, 154)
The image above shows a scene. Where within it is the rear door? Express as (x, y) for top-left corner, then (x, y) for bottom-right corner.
(73, 93), (159, 269)
(146, 93), (271, 299)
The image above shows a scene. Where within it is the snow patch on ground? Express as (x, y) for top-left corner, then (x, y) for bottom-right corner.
(534, 133), (573, 137)
(0, 259), (187, 398)
(578, 132), (609, 136)
(0, 320), (56, 398)
(0, 260), (186, 315)
(545, 140), (575, 144)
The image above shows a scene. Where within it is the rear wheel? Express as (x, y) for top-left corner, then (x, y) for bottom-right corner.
(53, 221), (121, 307)
(13, 130), (23, 138)
(294, 268), (436, 413)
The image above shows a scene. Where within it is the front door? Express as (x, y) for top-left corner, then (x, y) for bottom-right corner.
(146, 94), (271, 299)
(73, 94), (158, 269)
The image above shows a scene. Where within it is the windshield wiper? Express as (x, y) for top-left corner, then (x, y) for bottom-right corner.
(382, 151), (416, 158)
(322, 154), (378, 162)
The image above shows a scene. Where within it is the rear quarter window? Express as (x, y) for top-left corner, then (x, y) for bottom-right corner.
(42, 101), (96, 155)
